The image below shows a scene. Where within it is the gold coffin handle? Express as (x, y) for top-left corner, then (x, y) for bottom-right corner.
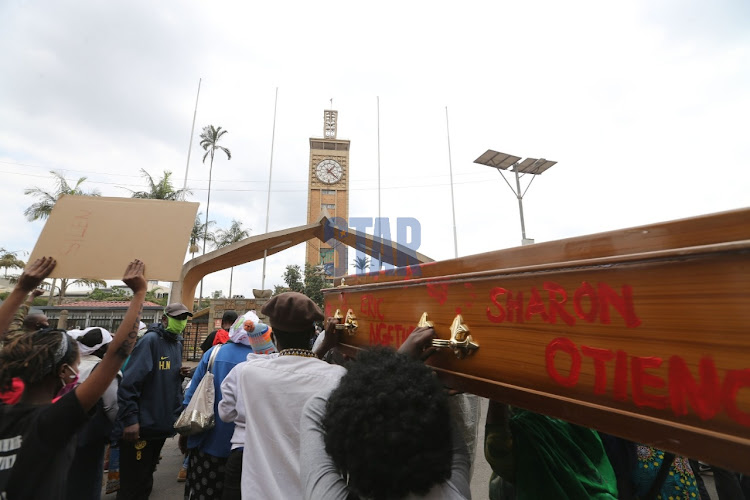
(334, 308), (358, 334)
(422, 313), (479, 359)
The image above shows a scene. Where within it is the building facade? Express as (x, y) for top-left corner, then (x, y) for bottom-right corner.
(40, 301), (165, 331)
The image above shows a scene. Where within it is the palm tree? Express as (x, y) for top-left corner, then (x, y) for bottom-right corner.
(126, 169), (192, 200)
(189, 212), (216, 259)
(197, 125), (231, 303)
(215, 220), (250, 298)
(24, 170), (101, 221)
(24, 171), (101, 304)
(353, 255), (370, 274)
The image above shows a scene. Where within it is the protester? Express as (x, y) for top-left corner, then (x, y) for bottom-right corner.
(630, 445), (703, 499)
(64, 327), (121, 500)
(137, 321), (149, 338)
(484, 403), (618, 499)
(598, 436), (707, 500)
(0, 257), (147, 499)
(301, 330), (473, 500)
(200, 311), (238, 352)
(115, 302), (192, 500)
(180, 311), (268, 499)
(236, 292), (345, 498)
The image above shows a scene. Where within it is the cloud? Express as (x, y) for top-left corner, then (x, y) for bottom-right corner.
(0, 0), (748, 299)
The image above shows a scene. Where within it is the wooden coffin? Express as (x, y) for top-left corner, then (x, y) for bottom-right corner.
(322, 208), (750, 473)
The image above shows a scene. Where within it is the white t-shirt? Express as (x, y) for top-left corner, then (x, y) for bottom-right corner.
(238, 353), (346, 499)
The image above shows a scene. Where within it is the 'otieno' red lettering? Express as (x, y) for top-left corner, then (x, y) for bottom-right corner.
(722, 369), (750, 427)
(545, 338), (581, 387)
(631, 356), (667, 409)
(544, 338), (750, 427)
(544, 282), (575, 326)
(613, 350), (629, 401)
(581, 346), (614, 395)
(668, 356), (721, 420)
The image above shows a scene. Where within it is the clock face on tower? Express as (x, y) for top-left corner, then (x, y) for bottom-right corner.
(315, 159), (343, 184)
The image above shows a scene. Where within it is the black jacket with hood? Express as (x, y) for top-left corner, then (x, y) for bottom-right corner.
(115, 324), (183, 439)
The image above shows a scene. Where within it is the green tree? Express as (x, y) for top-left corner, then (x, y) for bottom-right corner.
(282, 265), (304, 293)
(353, 255), (370, 274)
(87, 287), (128, 301)
(303, 263), (326, 308)
(0, 249), (25, 278)
(275, 264), (326, 308)
(56, 278), (107, 304)
(198, 125), (231, 303)
(215, 219), (250, 299)
(146, 289), (168, 307)
(126, 169), (192, 200)
(24, 171), (101, 304)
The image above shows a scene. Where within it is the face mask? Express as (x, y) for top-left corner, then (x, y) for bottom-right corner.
(166, 317), (188, 334)
(56, 365), (79, 398)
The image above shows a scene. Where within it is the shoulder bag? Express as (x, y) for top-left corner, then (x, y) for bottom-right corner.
(174, 345), (221, 436)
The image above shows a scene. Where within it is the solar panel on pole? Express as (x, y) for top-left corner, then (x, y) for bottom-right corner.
(474, 150), (521, 170)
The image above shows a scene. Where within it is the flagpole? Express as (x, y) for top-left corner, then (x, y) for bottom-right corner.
(445, 106), (458, 258)
(261, 87), (279, 290)
(183, 78), (202, 190)
(376, 96), (382, 269)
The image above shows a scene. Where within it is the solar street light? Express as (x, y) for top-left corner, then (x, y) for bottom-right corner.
(475, 149), (558, 245)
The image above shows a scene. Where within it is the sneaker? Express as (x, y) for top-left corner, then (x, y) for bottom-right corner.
(177, 466), (187, 482)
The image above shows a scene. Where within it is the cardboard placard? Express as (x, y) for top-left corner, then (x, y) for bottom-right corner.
(28, 195), (199, 281)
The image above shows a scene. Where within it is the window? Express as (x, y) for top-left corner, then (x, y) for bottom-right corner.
(322, 203), (336, 209)
(320, 248), (334, 264)
(321, 189), (336, 195)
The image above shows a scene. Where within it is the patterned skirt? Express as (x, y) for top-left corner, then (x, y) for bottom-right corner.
(184, 449), (228, 500)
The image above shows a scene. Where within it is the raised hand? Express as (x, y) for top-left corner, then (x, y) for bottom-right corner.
(17, 257), (56, 292)
(30, 289), (46, 299)
(122, 259), (147, 294)
(314, 317), (344, 359)
(397, 326), (438, 361)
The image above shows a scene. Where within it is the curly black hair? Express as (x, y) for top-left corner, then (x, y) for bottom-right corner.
(322, 347), (453, 499)
(0, 328), (79, 392)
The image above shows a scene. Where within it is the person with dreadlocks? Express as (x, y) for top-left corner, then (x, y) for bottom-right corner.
(0, 257), (147, 500)
(300, 329), (473, 500)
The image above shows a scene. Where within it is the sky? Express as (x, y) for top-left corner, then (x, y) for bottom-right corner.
(1, 0), (748, 299)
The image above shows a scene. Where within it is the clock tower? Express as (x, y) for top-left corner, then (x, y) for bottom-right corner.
(306, 109), (350, 280)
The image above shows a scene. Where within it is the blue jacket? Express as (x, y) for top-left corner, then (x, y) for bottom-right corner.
(116, 325), (183, 439)
(184, 342), (253, 457)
